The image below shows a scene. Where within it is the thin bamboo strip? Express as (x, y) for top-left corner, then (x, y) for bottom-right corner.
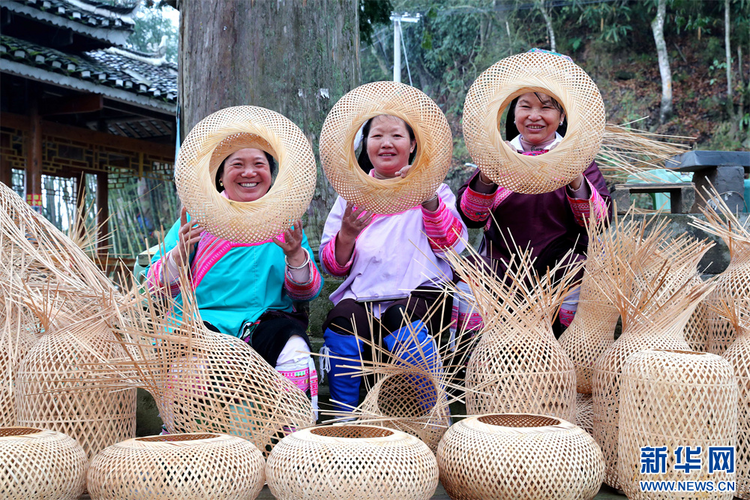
(0, 426), (87, 499)
(87, 433), (265, 500)
(618, 350), (737, 499)
(437, 414), (605, 500)
(576, 392), (594, 436)
(266, 425), (438, 500)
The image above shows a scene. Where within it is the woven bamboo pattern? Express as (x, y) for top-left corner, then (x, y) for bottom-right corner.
(0, 298), (40, 427)
(463, 50), (605, 194)
(0, 426), (87, 499)
(591, 231), (715, 489)
(266, 425), (438, 500)
(690, 187), (750, 355)
(86, 271), (315, 457)
(15, 317), (137, 461)
(716, 300), (750, 498)
(618, 350), (737, 498)
(576, 392), (594, 436)
(683, 275), (710, 351)
(443, 243), (582, 421)
(319, 81), (453, 214)
(437, 414), (605, 500)
(174, 106), (317, 243)
(87, 433), (265, 500)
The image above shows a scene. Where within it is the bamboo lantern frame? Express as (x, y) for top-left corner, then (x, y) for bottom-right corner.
(319, 81), (453, 214)
(0, 426), (87, 500)
(174, 106), (317, 244)
(87, 433), (266, 500)
(437, 414), (605, 500)
(266, 425), (438, 500)
(618, 349), (737, 499)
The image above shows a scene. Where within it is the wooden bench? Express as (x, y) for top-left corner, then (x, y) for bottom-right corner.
(612, 182), (695, 214)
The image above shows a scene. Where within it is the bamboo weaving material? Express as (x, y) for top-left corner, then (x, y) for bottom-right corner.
(576, 392), (594, 436)
(0, 426), (87, 500)
(437, 414), (605, 500)
(174, 106), (317, 244)
(266, 425), (438, 500)
(87, 433), (265, 500)
(463, 49), (605, 194)
(618, 350), (737, 499)
(319, 81), (453, 214)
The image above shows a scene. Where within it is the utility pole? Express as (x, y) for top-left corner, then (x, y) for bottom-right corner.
(390, 12), (420, 83)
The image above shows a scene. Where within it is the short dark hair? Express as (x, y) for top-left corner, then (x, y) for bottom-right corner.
(215, 150), (277, 193)
(357, 115), (417, 174)
(505, 93), (567, 140)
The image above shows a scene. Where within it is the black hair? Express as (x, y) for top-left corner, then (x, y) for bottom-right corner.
(505, 92), (567, 140)
(215, 150), (277, 193)
(356, 115), (417, 174)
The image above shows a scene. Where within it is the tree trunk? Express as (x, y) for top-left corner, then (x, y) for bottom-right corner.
(179, 0), (360, 248)
(725, 0), (733, 101)
(651, 0), (673, 124)
(537, 1), (556, 52)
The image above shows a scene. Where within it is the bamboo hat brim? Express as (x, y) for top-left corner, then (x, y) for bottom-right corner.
(319, 81), (453, 214)
(174, 106), (317, 243)
(463, 50), (606, 194)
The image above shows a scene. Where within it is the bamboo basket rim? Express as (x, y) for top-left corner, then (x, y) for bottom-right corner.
(0, 426), (47, 438)
(306, 424), (398, 441)
(461, 413), (578, 435)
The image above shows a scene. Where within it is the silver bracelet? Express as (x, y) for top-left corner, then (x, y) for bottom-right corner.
(285, 248), (310, 269)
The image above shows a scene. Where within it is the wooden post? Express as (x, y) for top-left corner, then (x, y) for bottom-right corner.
(0, 154), (12, 187)
(97, 171), (109, 258)
(26, 96), (43, 212)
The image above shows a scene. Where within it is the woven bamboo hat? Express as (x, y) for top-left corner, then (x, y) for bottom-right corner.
(319, 81), (453, 214)
(175, 106), (317, 243)
(463, 49), (606, 194)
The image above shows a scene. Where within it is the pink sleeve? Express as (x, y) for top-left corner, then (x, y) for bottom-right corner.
(146, 254), (181, 297)
(567, 178), (609, 226)
(285, 258), (324, 301)
(320, 233), (355, 277)
(460, 185), (513, 223)
(422, 197), (464, 251)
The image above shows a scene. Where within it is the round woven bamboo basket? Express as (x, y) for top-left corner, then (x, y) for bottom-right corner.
(319, 81), (452, 214)
(462, 49), (605, 194)
(266, 425), (438, 500)
(593, 317), (696, 489)
(87, 433), (265, 500)
(174, 106), (317, 244)
(437, 414), (604, 500)
(15, 320), (137, 460)
(358, 371), (450, 453)
(0, 426), (87, 499)
(618, 350), (737, 498)
(0, 317), (39, 427)
(466, 322), (576, 421)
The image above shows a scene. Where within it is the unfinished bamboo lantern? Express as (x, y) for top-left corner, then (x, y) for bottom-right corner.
(437, 414), (605, 500)
(266, 425), (438, 500)
(618, 350), (737, 498)
(87, 433), (265, 500)
(174, 105), (317, 244)
(444, 247), (581, 421)
(463, 49), (605, 194)
(0, 426), (87, 499)
(15, 319), (137, 460)
(319, 81), (452, 214)
(358, 371), (450, 453)
(0, 307), (40, 427)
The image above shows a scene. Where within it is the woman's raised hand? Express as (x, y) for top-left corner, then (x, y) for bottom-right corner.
(171, 207), (205, 267)
(339, 201), (373, 243)
(273, 220), (307, 267)
(395, 164), (413, 178)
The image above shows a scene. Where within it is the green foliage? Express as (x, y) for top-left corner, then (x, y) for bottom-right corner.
(127, 4), (178, 64)
(360, 0), (392, 45)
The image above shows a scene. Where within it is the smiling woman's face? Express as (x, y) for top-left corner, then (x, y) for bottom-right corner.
(365, 115), (416, 178)
(513, 92), (565, 146)
(219, 148), (272, 202)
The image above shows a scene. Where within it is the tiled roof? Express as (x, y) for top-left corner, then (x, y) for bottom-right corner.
(2, 0), (137, 46)
(0, 34), (177, 110)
